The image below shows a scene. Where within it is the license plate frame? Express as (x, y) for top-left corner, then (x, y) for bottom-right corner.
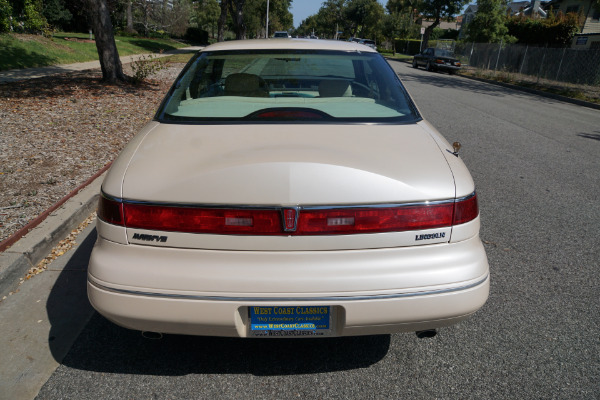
(248, 306), (333, 337)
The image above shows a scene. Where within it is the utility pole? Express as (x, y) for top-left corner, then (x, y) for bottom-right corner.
(266, 0), (270, 38)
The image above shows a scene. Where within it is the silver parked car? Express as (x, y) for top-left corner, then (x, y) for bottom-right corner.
(88, 39), (489, 338)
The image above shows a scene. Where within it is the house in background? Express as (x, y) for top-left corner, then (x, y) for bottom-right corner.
(462, 1), (548, 24)
(461, 0), (600, 47)
(513, 0), (550, 17)
(461, 1), (550, 38)
(547, 0), (600, 48)
(419, 17), (462, 31)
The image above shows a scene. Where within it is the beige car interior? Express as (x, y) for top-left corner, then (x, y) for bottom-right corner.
(318, 79), (352, 97)
(224, 73), (270, 97)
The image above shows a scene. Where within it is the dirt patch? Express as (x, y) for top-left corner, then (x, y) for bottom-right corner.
(62, 37), (96, 44)
(13, 34), (43, 42)
(0, 64), (185, 243)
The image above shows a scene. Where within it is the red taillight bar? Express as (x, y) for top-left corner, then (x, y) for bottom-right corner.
(97, 193), (478, 235)
(124, 204), (282, 235)
(297, 204), (454, 235)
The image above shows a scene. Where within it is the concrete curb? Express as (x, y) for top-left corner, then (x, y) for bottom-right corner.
(0, 173), (105, 299)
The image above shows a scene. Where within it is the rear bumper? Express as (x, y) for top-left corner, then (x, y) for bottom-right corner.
(434, 64), (460, 72)
(88, 276), (488, 337)
(88, 236), (489, 337)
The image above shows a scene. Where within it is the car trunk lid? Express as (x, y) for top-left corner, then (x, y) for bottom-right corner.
(114, 122), (459, 250)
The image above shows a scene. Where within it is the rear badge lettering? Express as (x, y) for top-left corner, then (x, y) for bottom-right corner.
(132, 233), (168, 243)
(415, 232), (446, 241)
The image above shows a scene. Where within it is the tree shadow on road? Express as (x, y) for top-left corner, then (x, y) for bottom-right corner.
(0, 69), (165, 99)
(577, 132), (600, 141)
(128, 40), (179, 54)
(393, 62), (574, 106)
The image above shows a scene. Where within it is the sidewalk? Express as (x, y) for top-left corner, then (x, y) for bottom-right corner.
(0, 46), (202, 83)
(0, 221), (97, 400)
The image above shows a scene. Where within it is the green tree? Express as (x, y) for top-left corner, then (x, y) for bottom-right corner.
(506, 11), (580, 46)
(17, 0), (47, 32)
(269, 0), (293, 34)
(242, 0), (293, 38)
(295, 0), (384, 40)
(345, 0), (384, 39)
(194, 0), (220, 38)
(295, 0), (352, 39)
(419, 0), (467, 49)
(0, 0), (12, 32)
(382, 12), (407, 53)
(385, 0), (420, 42)
(386, 0), (418, 15)
(295, 14), (319, 37)
(42, 0), (72, 29)
(318, 0), (348, 38)
(131, 0), (192, 37)
(465, 0), (512, 43)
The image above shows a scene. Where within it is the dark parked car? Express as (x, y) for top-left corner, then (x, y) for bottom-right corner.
(413, 48), (461, 74)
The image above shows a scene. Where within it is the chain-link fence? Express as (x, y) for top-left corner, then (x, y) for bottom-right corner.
(454, 42), (600, 89)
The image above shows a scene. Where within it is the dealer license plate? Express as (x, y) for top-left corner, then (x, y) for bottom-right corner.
(249, 306), (332, 337)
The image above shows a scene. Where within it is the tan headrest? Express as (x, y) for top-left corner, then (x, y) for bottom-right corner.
(224, 73), (269, 97)
(318, 80), (352, 97)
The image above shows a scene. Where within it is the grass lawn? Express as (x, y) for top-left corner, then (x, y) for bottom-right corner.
(0, 32), (188, 71)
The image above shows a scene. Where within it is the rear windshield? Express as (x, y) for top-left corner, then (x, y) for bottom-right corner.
(434, 49), (454, 58)
(156, 49), (419, 123)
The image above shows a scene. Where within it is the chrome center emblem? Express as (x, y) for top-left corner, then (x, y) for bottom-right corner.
(282, 208), (299, 232)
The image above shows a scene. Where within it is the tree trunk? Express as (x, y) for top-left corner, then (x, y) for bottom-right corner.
(229, 0), (246, 40)
(422, 18), (440, 51)
(217, 0), (228, 42)
(86, 0), (127, 83)
(126, 1), (135, 34)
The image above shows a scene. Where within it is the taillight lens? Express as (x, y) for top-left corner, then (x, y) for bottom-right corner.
(297, 204), (454, 235)
(453, 193), (479, 225)
(124, 205), (282, 235)
(98, 195), (124, 226)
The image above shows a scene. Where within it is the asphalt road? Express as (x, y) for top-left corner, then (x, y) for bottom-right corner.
(34, 62), (600, 399)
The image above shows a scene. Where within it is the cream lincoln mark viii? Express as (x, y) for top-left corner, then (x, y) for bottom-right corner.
(88, 39), (489, 338)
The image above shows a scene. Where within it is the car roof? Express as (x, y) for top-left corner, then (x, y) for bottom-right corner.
(201, 39), (378, 53)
